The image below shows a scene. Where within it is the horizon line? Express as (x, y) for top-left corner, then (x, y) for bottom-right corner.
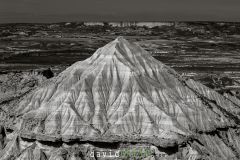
(1, 21), (240, 25)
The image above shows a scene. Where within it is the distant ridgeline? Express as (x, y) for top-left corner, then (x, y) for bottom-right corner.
(83, 22), (175, 28)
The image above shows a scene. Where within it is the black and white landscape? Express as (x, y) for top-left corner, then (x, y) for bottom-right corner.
(0, 22), (240, 160)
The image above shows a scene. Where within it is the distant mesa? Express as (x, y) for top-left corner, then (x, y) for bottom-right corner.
(83, 22), (174, 28)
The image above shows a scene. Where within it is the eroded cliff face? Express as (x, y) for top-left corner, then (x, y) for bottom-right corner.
(1, 37), (240, 160)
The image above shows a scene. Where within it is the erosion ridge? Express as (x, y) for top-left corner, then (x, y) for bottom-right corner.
(1, 37), (240, 159)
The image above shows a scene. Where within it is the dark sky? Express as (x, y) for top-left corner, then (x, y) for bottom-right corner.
(0, 0), (240, 23)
